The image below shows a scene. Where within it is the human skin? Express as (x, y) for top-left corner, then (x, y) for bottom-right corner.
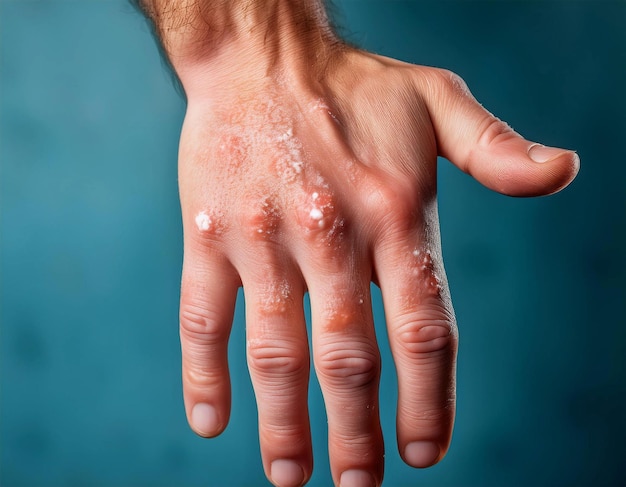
(135, 1), (579, 486)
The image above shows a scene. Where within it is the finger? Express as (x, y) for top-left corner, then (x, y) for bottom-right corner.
(419, 68), (579, 197)
(309, 274), (383, 487)
(293, 193), (383, 487)
(233, 204), (312, 487)
(374, 214), (457, 469)
(243, 274), (312, 487)
(179, 233), (239, 438)
(242, 272), (312, 487)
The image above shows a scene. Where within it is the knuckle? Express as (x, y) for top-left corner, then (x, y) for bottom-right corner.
(296, 188), (346, 245)
(395, 315), (457, 356)
(425, 68), (472, 99)
(239, 195), (282, 240)
(191, 208), (226, 240)
(364, 183), (417, 236)
(441, 69), (471, 96)
(247, 338), (308, 378)
(185, 210), (228, 257)
(316, 342), (380, 389)
(183, 361), (222, 388)
(179, 303), (229, 389)
(179, 302), (228, 344)
(477, 117), (516, 149)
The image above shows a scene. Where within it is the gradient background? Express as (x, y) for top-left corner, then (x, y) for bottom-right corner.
(1, 1), (625, 486)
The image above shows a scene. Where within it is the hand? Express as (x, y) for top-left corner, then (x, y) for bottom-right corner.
(139, 2), (579, 485)
(176, 48), (577, 487)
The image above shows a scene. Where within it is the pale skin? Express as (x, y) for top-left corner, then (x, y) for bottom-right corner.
(135, 1), (579, 486)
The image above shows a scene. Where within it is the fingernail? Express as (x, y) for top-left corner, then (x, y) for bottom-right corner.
(340, 469), (375, 487)
(270, 459), (304, 487)
(528, 144), (573, 163)
(404, 441), (440, 468)
(191, 403), (219, 437)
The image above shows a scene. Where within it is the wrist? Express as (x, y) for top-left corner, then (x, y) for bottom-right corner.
(143, 0), (342, 99)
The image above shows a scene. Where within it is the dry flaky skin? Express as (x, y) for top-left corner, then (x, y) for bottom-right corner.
(136, 2), (579, 486)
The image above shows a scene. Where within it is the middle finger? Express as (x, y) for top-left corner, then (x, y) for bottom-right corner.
(234, 211), (313, 487)
(298, 229), (384, 487)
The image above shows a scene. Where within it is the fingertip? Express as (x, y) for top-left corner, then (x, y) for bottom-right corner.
(523, 144), (580, 196)
(270, 459), (306, 487)
(339, 469), (376, 487)
(545, 149), (580, 196)
(550, 148), (580, 187)
(571, 150), (581, 175)
(528, 142), (579, 181)
(403, 441), (441, 468)
(190, 402), (224, 437)
(470, 139), (580, 197)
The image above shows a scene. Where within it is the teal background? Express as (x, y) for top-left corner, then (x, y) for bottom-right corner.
(1, 1), (625, 486)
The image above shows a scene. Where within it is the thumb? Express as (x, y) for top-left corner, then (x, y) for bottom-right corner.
(420, 69), (579, 197)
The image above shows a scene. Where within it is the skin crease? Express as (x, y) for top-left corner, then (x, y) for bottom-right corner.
(136, 1), (579, 486)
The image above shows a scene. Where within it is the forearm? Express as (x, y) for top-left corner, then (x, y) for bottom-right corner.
(136, 0), (340, 93)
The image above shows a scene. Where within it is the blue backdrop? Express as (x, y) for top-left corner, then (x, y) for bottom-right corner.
(1, 1), (624, 485)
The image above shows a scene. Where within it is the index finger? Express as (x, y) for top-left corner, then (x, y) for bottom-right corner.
(374, 214), (458, 468)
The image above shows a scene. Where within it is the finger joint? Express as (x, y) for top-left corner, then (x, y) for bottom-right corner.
(316, 341), (380, 391)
